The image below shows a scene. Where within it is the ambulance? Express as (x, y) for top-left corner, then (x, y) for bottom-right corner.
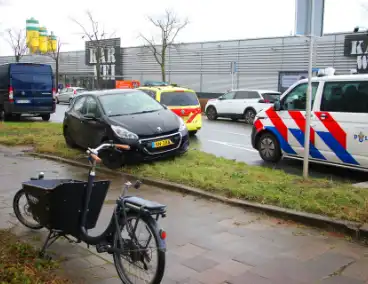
(138, 85), (202, 136)
(251, 72), (368, 171)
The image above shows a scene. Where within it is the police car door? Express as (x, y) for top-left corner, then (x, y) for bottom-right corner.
(313, 79), (368, 168)
(269, 82), (320, 158)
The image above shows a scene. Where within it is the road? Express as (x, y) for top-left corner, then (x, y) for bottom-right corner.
(30, 103), (368, 182)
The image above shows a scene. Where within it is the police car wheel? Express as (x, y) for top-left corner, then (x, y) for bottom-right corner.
(257, 132), (281, 163)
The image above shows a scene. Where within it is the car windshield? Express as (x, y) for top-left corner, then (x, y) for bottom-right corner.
(160, 91), (199, 106)
(99, 91), (164, 116)
(261, 93), (281, 102)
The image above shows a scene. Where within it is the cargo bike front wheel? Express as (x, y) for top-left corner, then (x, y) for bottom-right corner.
(13, 189), (43, 230)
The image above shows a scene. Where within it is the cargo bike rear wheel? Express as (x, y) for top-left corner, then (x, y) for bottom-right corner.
(13, 189), (43, 230)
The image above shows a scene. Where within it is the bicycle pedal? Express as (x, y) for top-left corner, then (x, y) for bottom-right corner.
(96, 244), (109, 253)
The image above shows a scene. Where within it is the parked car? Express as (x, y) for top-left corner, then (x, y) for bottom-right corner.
(205, 89), (281, 124)
(0, 63), (55, 121)
(56, 87), (87, 104)
(138, 85), (202, 135)
(251, 73), (368, 171)
(63, 89), (190, 167)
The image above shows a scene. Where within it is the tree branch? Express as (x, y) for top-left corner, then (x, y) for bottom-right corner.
(3, 29), (27, 62)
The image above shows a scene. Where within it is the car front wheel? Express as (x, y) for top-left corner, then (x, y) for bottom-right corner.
(257, 132), (282, 163)
(244, 109), (256, 124)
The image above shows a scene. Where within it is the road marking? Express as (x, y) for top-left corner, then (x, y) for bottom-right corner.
(207, 140), (258, 153)
(210, 130), (250, 137)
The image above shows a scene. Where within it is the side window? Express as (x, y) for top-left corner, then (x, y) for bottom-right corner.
(247, 91), (261, 99)
(235, 91), (249, 99)
(73, 96), (86, 113)
(321, 81), (368, 113)
(221, 92), (236, 100)
(85, 97), (101, 117)
(60, 88), (67, 93)
(140, 89), (157, 99)
(281, 83), (319, 111)
(67, 88), (73, 92)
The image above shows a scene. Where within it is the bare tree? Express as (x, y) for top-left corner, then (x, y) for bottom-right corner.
(70, 11), (114, 89)
(4, 29), (27, 62)
(140, 10), (188, 82)
(47, 39), (64, 90)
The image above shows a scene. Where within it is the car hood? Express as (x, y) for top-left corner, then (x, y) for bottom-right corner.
(108, 109), (180, 136)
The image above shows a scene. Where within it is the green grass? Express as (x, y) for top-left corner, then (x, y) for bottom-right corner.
(0, 229), (71, 284)
(1, 122), (368, 223)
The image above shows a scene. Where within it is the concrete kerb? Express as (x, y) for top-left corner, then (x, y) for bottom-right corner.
(27, 152), (368, 241)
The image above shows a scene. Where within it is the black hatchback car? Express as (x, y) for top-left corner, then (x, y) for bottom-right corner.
(63, 89), (190, 166)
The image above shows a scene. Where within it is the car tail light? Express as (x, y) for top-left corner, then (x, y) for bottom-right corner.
(52, 88), (56, 97)
(8, 86), (14, 102)
(74, 90), (77, 95)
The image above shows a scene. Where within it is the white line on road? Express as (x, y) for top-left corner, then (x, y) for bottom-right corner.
(207, 140), (258, 153)
(210, 130), (250, 137)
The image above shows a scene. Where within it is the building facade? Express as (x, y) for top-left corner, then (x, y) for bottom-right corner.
(0, 32), (362, 97)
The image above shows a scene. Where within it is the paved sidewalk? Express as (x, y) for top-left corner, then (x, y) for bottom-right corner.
(1, 146), (368, 284)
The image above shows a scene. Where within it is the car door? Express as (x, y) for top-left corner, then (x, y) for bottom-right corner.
(270, 82), (320, 158)
(216, 91), (236, 114)
(313, 80), (368, 168)
(233, 91), (249, 114)
(79, 96), (106, 148)
(66, 96), (87, 145)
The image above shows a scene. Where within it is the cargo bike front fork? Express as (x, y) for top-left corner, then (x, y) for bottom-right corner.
(13, 142), (168, 284)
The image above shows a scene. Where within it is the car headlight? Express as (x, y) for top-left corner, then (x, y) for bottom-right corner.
(178, 117), (187, 132)
(111, 125), (138, 140)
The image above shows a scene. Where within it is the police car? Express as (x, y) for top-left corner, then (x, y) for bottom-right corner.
(251, 72), (368, 171)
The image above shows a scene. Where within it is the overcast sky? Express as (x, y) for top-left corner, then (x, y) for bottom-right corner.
(0, 0), (367, 56)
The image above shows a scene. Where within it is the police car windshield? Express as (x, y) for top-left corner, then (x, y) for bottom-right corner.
(160, 91), (199, 106)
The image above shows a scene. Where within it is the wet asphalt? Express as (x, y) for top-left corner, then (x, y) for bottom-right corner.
(18, 103), (368, 183)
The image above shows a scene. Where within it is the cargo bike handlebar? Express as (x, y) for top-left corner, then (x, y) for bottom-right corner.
(13, 141), (167, 284)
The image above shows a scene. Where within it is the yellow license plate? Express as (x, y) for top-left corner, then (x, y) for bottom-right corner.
(152, 139), (174, 148)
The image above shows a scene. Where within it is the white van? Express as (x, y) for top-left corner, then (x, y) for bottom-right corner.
(251, 74), (368, 171)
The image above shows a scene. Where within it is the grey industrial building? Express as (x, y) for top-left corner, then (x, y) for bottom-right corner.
(0, 32), (364, 97)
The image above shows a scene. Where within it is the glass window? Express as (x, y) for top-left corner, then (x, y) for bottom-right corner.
(321, 81), (368, 113)
(235, 91), (249, 99)
(99, 90), (163, 116)
(247, 91), (261, 99)
(73, 96), (86, 113)
(85, 97), (101, 117)
(221, 92), (236, 100)
(11, 73), (52, 91)
(160, 91), (199, 106)
(281, 83), (319, 111)
(261, 93), (281, 103)
(140, 89), (157, 99)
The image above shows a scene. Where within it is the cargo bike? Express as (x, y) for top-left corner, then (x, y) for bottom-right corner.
(12, 142), (167, 284)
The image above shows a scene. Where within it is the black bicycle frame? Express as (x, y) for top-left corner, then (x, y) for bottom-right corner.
(78, 158), (146, 248)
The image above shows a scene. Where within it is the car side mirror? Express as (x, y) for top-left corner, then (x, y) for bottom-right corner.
(218, 97), (224, 100)
(273, 100), (281, 111)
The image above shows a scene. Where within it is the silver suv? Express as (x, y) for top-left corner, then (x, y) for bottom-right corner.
(56, 87), (87, 104)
